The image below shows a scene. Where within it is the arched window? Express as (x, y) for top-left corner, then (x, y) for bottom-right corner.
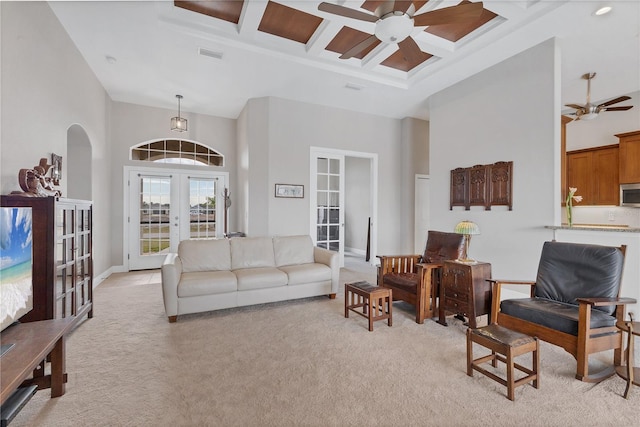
(131, 139), (224, 166)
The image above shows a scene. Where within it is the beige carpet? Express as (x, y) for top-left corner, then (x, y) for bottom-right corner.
(10, 259), (639, 426)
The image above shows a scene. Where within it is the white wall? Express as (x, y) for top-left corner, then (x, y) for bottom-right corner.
(428, 39), (559, 280)
(1, 2), (111, 277)
(239, 97), (427, 256)
(108, 101), (237, 265)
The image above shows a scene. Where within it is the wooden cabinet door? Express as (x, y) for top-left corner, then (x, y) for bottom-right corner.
(618, 131), (640, 184)
(593, 147), (619, 205)
(567, 151), (593, 204)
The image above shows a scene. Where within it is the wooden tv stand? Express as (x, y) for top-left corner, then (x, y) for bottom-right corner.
(1, 318), (75, 411)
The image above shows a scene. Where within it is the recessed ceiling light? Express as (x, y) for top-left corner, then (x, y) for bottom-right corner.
(594, 6), (612, 16)
(105, 55), (117, 64)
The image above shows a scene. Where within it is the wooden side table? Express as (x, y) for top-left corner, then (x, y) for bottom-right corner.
(615, 315), (640, 399)
(345, 281), (392, 331)
(438, 261), (492, 329)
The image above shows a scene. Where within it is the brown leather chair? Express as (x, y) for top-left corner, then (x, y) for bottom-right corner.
(377, 230), (465, 324)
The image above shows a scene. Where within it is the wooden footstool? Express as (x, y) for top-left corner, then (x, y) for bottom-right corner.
(345, 281), (392, 331)
(467, 324), (539, 401)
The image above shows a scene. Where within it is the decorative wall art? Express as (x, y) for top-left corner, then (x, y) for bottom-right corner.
(275, 184), (304, 198)
(450, 161), (513, 210)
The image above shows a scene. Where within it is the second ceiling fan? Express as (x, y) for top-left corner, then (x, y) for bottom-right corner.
(318, 1), (485, 61)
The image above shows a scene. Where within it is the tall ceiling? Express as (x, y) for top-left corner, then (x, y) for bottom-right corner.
(49, 0), (640, 120)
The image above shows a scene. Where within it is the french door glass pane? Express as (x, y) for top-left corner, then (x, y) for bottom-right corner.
(139, 177), (171, 256)
(189, 178), (216, 239)
(316, 157), (340, 252)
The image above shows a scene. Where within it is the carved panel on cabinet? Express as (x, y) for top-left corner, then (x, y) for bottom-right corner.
(489, 161), (513, 210)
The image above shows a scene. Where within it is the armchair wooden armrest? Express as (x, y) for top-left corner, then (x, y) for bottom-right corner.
(489, 279), (536, 324)
(576, 297), (637, 307)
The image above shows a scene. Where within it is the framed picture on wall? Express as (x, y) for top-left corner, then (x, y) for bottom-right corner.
(275, 184), (304, 198)
(51, 153), (62, 185)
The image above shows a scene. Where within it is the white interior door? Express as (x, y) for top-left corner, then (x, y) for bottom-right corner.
(310, 152), (345, 267)
(127, 168), (227, 270)
(415, 175), (430, 253)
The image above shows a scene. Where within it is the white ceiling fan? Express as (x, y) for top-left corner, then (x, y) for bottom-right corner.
(565, 73), (633, 121)
(318, 1), (485, 61)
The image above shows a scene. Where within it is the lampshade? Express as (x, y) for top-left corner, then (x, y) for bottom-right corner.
(454, 220), (479, 264)
(171, 94), (187, 132)
(454, 220), (480, 236)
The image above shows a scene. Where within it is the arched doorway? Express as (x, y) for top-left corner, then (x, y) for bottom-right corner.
(66, 124), (92, 200)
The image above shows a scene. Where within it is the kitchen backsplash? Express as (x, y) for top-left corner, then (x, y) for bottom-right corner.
(565, 206), (640, 228)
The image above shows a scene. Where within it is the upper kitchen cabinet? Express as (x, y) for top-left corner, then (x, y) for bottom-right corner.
(567, 145), (619, 205)
(618, 130), (640, 184)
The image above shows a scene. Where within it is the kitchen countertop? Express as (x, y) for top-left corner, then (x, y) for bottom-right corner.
(545, 224), (640, 233)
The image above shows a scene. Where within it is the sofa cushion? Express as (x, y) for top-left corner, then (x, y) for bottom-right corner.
(534, 241), (624, 315)
(179, 239), (231, 273)
(234, 267), (287, 291)
(273, 235), (315, 267)
(230, 237), (276, 270)
(178, 271), (237, 297)
(500, 297), (617, 336)
(279, 263), (331, 286)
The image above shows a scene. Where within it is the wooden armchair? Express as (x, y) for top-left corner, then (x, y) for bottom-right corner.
(377, 230), (465, 324)
(490, 241), (637, 383)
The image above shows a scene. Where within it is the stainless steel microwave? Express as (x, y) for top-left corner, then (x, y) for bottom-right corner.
(620, 183), (640, 207)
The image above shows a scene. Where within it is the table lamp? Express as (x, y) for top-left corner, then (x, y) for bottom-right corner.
(454, 220), (480, 264)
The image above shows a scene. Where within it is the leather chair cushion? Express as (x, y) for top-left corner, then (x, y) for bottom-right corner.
(382, 272), (419, 293)
(500, 297), (617, 336)
(422, 230), (465, 263)
(534, 241), (624, 315)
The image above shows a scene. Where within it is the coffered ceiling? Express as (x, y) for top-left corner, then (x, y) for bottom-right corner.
(48, 1), (640, 120)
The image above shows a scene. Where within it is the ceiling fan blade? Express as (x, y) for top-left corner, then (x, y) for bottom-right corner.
(398, 37), (423, 63)
(413, 2), (484, 27)
(318, 2), (379, 23)
(339, 35), (379, 59)
(598, 95), (631, 108)
(602, 106), (633, 111)
(565, 104), (585, 110)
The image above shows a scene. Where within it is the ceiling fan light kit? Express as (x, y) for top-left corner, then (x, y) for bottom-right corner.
(374, 12), (414, 43)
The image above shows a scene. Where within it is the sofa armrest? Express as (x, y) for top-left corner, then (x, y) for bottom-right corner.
(314, 247), (339, 294)
(161, 253), (182, 320)
(489, 279), (536, 324)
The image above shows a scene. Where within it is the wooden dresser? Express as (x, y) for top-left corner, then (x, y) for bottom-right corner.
(438, 261), (492, 329)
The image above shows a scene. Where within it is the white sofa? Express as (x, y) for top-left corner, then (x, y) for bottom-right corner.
(161, 235), (339, 322)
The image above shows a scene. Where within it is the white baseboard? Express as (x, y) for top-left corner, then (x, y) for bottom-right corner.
(345, 247), (366, 256)
(93, 265), (127, 288)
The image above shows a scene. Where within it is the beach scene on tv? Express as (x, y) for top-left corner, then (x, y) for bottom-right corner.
(0, 207), (33, 331)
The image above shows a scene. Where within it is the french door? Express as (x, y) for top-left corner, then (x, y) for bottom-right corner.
(126, 167), (227, 270)
(310, 151), (345, 267)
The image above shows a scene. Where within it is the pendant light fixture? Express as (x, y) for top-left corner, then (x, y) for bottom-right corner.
(171, 94), (187, 132)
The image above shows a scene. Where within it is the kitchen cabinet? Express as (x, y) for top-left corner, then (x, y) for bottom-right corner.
(567, 145), (619, 205)
(617, 130), (640, 184)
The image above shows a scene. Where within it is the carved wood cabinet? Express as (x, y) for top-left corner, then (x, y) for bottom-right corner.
(438, 261), (492, 329)
(450, 161), (512, 210)
(0, 196), (93, 324)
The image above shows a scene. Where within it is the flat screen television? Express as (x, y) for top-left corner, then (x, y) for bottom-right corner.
(0, 207), (33, 356)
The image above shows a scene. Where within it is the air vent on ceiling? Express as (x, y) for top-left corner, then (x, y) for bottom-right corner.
(198, 48), (224, 60)
(345, 82), (365, 91)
